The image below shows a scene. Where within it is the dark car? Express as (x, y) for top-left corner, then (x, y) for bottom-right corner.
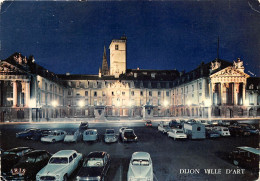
(31, 129), (52, 141)
(169, 120), (182, 129)
(229, 146), (259, 172)
(3, 150), (51, 180)
(79, 122), (89, 132)
(144, 120), (152, 127)
(16, 128), (41, 139)
(238, 124), (259, 135)
(1, 147), (34, 175)
(76, 151), (110, 181)
(121, 129), (138, 142)
(229, 126), (251, 136)
(206, 129), (221, 138)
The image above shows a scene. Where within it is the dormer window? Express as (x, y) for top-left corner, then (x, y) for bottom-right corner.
(249, 84), (254, 90)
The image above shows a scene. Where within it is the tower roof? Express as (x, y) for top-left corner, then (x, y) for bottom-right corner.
(101, 45), (109, 75)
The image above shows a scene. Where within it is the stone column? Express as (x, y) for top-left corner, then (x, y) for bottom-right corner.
(221, 83), (226, 105)
(13, 81), (18, 107)
(242, 83), (246, 105)
(233, 83), (238, 105)
(25, 81), (30, 107)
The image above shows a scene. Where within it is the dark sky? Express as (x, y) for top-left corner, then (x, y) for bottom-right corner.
(1, 0), (260, 76)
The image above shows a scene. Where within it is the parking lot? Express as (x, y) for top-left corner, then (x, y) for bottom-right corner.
(0, 120), (259, 181)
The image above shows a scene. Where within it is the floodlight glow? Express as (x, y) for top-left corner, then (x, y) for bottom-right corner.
(187, 101), (191, 106)
(204, 99), (211, 107)
(78, 100), (85, 107)
(29, 99), (36, 108)
(51, 100), (58, 107)
(244, 99), (249, 106)
(163, 100), (169, 107)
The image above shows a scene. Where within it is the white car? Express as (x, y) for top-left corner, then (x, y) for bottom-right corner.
(41, 130), (66, 143)
(167, 129), (187, 140)
(36, 150), (83, 181)
(214, 126), (231, 136)
(127, 152), (153, 181)
(158, 123), (171, 133)
(64, 130), (81, 143)
(104, 129), (118, 143)
(83, 129), (98, 142)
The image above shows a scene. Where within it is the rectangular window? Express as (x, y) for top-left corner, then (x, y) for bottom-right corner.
(68, 90), (72, 96)
(149, 91), (152, 96)
(199, 82), (202, 89)
(166, 91), (169, 97)
(112, 91), (114, 96)
(94, 91), (97, 97)
(140, 91), (143, 96)
(131, 91), (134, 96)
(122, 92), (125, 96)
(192, 85), (194, 91)
(115, 44), (119, 50)
(158, 91), (161, 97)
(85, 91), (88, 96)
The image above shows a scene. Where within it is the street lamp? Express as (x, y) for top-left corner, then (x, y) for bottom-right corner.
(187, 100), (191, 106)
(51, 100), (58, 108)
(78, 100), (85, 107)
(163, 100), (169, 107)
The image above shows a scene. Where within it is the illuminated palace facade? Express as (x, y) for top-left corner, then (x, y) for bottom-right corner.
(0, 36), (260, 122)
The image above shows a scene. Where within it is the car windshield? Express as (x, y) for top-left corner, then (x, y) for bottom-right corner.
(132, 159), (149, 166)
(20, 156), (36, 163)
(86, 131), (95, 135)
(176, 131), (184, 133)
(3, 151), (16, 155)
(50, 132), (58, 136)
(49, 157), (68, 164)
(146, 121), (151, 123)
(223, 128), (229, 131)
(106, 130), (114, 134)
(124, 131), (134, 136)
(83, 158), (104, 167)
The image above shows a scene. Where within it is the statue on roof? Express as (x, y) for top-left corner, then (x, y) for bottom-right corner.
(211, 60), (221, 70)
(233, 58), (244, 69)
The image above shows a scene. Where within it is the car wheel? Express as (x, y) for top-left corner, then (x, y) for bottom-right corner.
(233, 160), (239, 166)
(52, 139), (56, 143)
(63, 174), (68, 181)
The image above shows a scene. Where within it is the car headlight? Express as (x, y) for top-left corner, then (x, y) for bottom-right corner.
(135, 137), (138, 140)
(147, 177), (152, 181)
(76, 176), (80, 181)
(96, 176), (101, 181)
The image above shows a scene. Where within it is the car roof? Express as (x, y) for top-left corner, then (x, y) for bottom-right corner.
(106, 129), (114, 131)
(132, 152), (151, 160)
(237, 147), (260, 155)
(52, 130), (65, 132)
(24, 150), (48, 157)
(87, 151), (107, 158)
(53, 150), (76, 157)
(6, 147), (32, 152)
(124, 129), (134, 131)
(84, 129), (97, 132)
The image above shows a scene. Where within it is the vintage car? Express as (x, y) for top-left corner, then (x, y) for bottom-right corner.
(41, 130), (66, 143)
(229, 146), (259, 172)
(205, 128), (221, 138)
(213, 126), (230, 136)
(1, 147), (34, 175)
(127, 152), (153, 181)
(64, 130), (81, 143)
(36, 150), (83, 181)
(144, 120), (152, 127)
(16, 128), (41, 139)
(238, 124), (259, 135)
(104, 129), (118, 143)
(83, 129), (98, 142)
(121, 129), (138, 142)
(31, 129), (52, 141)
(4, 150), (51, 180)
(79, 122), (89, 132)
(158, 122), (172, 134)
(228, 126), (251, 136)
(76, 151), (110, 181)
(169, 120), (182, 129)
(167, 129), (187, 140)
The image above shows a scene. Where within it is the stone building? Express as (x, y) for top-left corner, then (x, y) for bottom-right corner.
(0, 37), (259, 122)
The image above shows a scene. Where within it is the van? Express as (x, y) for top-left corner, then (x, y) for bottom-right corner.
(183, 122), (205, 139)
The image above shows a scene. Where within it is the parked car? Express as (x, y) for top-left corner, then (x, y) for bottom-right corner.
(121, 129), (138, 142)
(228, 126), (251, 136)
(83, 129), (98, 142)
(167, 129), (187, 140)
(228, 146), (259, 172)
(1, 147), (34, 175)
(16, 128), (41, 139)
(31, 129), (52, 141)
(213, 126), (230, 136)
(41, 130), (66, 143)
(4, 150), (51, 180)
(127, 152), (153, 181)
(206, 128), (221, 138)
(158, 122), (172, 134)
(217, 120), (230, 126)
(76, 151), (110, 181)
(238, 124), (259, 135)
(36, 150), (83, 181)
(79, 122), (89, 132)
(169, 120), (182, 129)
(104, 129), (118, 143)
(64, 130), (81, 143)
(144, 120), (152, 127)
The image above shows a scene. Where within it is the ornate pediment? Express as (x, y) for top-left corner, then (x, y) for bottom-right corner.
(210, 66), (249, 78)
(0, 61), (27, 75)
(108, 81), (129, 89)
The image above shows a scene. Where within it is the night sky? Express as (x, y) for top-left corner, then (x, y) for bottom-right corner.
(1, 0), (260, 76)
